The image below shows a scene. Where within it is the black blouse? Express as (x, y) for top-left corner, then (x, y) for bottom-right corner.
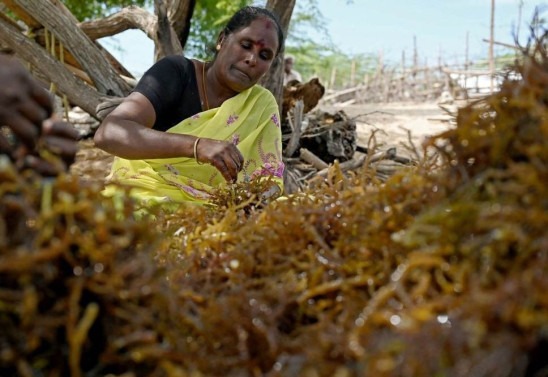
(133, 55), (203, 132)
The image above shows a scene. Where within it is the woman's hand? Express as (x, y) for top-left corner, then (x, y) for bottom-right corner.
(195, 138), (244, 182)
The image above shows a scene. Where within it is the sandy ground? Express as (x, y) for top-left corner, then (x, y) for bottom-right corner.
(321, 101), (456, 158)
(70, 100), (458, 182)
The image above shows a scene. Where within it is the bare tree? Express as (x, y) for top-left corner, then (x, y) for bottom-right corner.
(0, 0), (197, 118)
(261, 0), (297, 110)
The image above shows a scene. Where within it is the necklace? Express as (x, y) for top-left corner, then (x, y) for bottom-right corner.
(201, 61), (210, 110)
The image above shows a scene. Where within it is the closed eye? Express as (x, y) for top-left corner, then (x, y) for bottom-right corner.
(240, 40), (273, 61)
(260, 51), (273, 61)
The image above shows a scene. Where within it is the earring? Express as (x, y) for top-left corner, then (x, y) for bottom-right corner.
(216, 44), (221, 51)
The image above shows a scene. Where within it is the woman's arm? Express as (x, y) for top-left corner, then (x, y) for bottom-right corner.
(94, 92), (243, 182)
(94, 92), (197, 160)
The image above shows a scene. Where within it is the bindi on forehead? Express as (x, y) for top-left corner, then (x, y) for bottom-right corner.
(254, 39), (266, 48)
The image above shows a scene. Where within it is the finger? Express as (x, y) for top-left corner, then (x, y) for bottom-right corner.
(42, 119), (79, 140)
(225, 159), (239, 182)
(234, 148), (244, 167)
(41, 135), (79, 159)
(214, 158), (234, 182)
(2, 113), (39, 149)
(28, 80), (53, 117)
(16, 98), (49, 127)
(0, 134), (14, 155)
(17, 154), (62, 177)
(230, 153), (244, 172)
(223, 144), (244, 172)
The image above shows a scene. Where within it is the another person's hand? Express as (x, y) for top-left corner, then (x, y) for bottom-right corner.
(0, 55), (79, 176)
(195, 138), (244, 182)
(11, 118), (79, 176)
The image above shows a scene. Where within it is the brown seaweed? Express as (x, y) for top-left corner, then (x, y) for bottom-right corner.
(1, 28), (547, 377)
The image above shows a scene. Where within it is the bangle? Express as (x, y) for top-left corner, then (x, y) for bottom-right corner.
(193, 137), (203, 165)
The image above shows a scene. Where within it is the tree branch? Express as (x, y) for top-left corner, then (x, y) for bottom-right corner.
(78, 5), (157, 41)
(0, 14), (101, 116)
(13, 0), (132, 96)
(168, 0), (195, 49)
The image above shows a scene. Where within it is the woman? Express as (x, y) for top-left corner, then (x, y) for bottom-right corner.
(94, 6), (285, 207)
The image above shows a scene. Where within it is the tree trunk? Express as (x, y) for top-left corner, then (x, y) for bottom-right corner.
(168, 0), (196, 51)
(11, 0), (132, 97)
(0, 12), (101, 115)
(0, 0), (196, 118)
(154, 0), (183, 61)
(261, 0), (296, 110)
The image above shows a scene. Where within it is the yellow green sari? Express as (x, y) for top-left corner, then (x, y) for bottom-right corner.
(103, 85), (284, 207)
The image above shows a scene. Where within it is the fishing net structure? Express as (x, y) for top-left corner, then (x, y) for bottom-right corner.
(1, 35), (547, 377)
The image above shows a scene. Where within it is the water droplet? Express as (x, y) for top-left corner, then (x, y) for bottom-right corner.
(390, 315), (401, 326)
(437, 314), (449, 324)
(229, 259), (240, 269)
(141, 285), (151, 295)
(391, 264), (406, 281)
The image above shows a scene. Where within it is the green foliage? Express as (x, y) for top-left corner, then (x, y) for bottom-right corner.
(61, 0), (151, 21)
(59, 0), (376, 89)
(186, 0), (253, 59)
(291, 45), (378, 89)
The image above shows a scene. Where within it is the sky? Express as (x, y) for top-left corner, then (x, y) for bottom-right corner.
(101, 0), (544, 78)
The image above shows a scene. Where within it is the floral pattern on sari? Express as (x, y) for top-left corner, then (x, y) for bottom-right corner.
(226, 113), (239, 126)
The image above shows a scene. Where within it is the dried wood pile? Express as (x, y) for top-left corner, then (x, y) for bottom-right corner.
(281, 79), (413, 194)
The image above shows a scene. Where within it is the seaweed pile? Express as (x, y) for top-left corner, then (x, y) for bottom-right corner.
(0, 166), (190, 376)
(1, 37), (547, 376)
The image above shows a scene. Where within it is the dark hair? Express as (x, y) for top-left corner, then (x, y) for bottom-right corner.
(221, 6), (285, 56)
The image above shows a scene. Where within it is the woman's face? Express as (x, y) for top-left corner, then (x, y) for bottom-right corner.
(215, 17), (279, 93)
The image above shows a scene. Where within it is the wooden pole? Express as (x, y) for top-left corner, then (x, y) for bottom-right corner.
(517, 0), (523, 40)
(413, 35), (418, 75)
(350, 59), (356, 87)
(400, 50), (405, 98)
(330, 66), (337, 89)
(489, 0), (495, 93)
(464, 31), (469, 98)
